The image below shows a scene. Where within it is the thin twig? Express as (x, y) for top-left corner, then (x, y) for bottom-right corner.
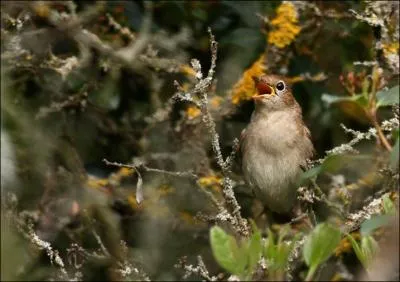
(92, 229), (110, 257)
(115, 2), (153, 62)
(311, 179), (345, 217)
(176, 255), (217, 281)
(372, 117), (393, 151)
(102, 158), (198, 180)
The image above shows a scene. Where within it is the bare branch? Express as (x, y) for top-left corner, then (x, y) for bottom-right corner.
(102, 158), (198, 180)
(166, 28), (249, 237)
(115, 2), (153, 62)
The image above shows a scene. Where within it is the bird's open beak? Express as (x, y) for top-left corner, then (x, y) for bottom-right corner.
(251, 76), (275, 100)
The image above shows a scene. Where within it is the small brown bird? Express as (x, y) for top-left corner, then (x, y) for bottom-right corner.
(240, 75), (314, 214)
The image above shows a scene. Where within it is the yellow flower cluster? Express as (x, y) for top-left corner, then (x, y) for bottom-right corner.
(128, 192), (172, 217)
(179, 211), (201, 226)
(180, 64), (197, 77)
(33, 2), (50, 18)
(185, 96), (222, 119)
(268, 2), (301, 49)
(127, 193), (144, 210)
(210, 96), (223, 109)
(128, 184), (175, 212)
(197, 175), (222, 193)
(382, 42), (399, 57)
(86, 167), (135, 191)
(186, 106), (201, 120)
(335, 232), (360, 256)
(86, 177), (109, 190)
(110, 167), (134, 183)
(231, 54), (266, 104)
(288, 72), (327, 84)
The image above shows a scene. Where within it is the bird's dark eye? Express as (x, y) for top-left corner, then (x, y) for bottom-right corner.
(276, 81), (285, 91)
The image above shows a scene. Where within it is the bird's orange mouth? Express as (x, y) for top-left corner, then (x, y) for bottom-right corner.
(251, 76), (275, 100)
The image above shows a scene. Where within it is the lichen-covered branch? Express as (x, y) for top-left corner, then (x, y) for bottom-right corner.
(315, 112), (399, 164)
(102, 158), (199, 180)
(27, 225), (69, 279)
(175, 256), (218, 281)
(343, 192), (393, 234)
(170, 28), (249, 237)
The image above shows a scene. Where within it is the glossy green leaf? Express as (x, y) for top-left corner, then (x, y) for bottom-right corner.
(303, 223), (341, 268)
(321, 93), (368, 107)
(376, 85), (400, 107)
(360, 214), (392, 236)
(301, 154), (372, 181)
(210, 226), (245, 276)
(321, 154), (370, 172)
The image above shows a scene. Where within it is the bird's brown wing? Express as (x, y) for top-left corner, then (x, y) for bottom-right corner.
(293, 107), (315, 160)
(235, 128), (247, 169)
(303, 125), (315, 159)
(303, 125), (311, 140)
(239, 128), (247, 149)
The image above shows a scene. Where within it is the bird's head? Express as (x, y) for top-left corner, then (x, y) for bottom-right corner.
(252, 75), (295, 111)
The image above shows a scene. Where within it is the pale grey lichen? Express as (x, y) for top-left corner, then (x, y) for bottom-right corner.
(350, 1), (399, 73)
(28, 226), (68, 278)
(176, 255), (217, 281)
(170, 28), (250, 237)
(343, 192), (391, 233)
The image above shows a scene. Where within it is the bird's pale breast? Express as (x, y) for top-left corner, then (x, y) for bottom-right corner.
(241, 109), (312, 213)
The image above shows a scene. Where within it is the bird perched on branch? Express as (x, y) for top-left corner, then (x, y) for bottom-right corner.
(240, 75), (314, 215)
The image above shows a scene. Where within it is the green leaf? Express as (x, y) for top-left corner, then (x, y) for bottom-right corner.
(360, 214), (392, 236)
(264, 228), (276, 260)
(300, 165), (322, 183)
(301, 154), (372, 181)
(247, 221), (262, 274)
(361, 78), (370, 98)
(382, 194), (396, 215)
(321, 93), (368, 107)
(264, 227), (299, 273)
(277, 225), (290, 246)
(376, 85), (400, 107)
(347, 234), (379, 269)
(360, 236), (379, 265)
(390, 134), (399, 170)
(303, 223), (341, 269)
(347, 234), (367, 268)
(321, 154), (370, 172)
(210, 226), (245, 276)
(274, 226), (289, 269)
(235, 243), (250, 278)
